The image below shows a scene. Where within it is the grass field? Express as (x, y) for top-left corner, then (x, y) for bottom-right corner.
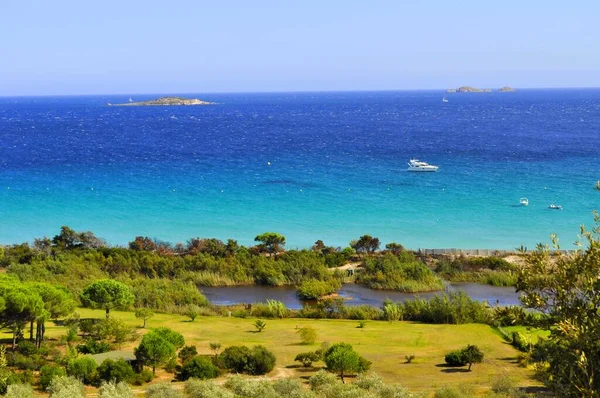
(3, 309), (542, 396)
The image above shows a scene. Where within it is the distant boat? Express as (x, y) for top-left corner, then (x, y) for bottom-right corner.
(548, 204), (563, 210)
(519, 198), (529, 206)
(129, 97), (133, 102)
(442, 96), (449, 103)
(407, 159), (439, 172)
(596, 180), (600, 191)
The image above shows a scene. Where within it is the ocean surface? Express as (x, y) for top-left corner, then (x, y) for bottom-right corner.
(1, 90), (599, 249)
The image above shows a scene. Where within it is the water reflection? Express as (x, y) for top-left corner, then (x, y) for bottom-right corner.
(201, 283), (521, 310)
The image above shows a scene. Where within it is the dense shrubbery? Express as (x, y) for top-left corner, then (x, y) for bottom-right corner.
(359, 253), (444, 292)
(401, 291), (491, 324)
(435, 256), (516, 286)
(297, 279), (341, 300)
(444, 345), (484, 370)
(219, 345), (276, 375)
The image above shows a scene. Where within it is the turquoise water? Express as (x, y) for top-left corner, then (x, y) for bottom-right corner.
(0, 90), (599, 249)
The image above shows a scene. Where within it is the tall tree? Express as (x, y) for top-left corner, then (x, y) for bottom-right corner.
(0, 282), (44, 349)
(516, 215), (600, 397)
(27, 283), (75, 346)
(254, 232), (286, 259)
(322, 343), (361, 383)
(80, 280), (134, 318)
(134, 328), (183, 374)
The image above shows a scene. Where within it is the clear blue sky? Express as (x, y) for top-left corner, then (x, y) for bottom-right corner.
(1, 1), (598, 95)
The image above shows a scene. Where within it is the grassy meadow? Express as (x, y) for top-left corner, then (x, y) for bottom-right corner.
(0, 308), (543, 397)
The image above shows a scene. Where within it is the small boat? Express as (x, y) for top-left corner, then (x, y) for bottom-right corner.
(442, 96), (449, 103)
(596, 180), (600, 191)
(407, 159), (439, 172)
(548, 204), (563, 210)
(129, 97), (133, 102)
(519, 198), (529, 206)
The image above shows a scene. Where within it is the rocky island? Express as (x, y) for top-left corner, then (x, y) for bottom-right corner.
(498, 86), (516, 92)
(446, 86), (492, 93)
(109, 96), (215, 106)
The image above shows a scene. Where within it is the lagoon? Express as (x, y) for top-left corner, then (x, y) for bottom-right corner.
(201, 283), (521, 310)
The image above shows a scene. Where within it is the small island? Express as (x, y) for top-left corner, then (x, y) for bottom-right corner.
(447, 86), (492, 93)
(109, 96), (215, 106)
(498, 86), (516, 92)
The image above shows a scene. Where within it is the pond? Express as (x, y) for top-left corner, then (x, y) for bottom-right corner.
(200, 283), (521, 310)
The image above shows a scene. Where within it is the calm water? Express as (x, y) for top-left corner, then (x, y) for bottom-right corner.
(200, 283), (521, 310)
(1, 90), (599, 248)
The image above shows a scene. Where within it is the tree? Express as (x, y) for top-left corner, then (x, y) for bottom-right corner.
(134, 333), (176, 375)
(254, 232), (286, 259)
(52, 226), (105, 250)
(312, 240), (326, 253)
(66, 357), (98, 385)
(177, 356), (218, 381)
(27, 283), (75, 347)
(295, 352), (320, 367)
(178, 345), (198, 364)
(297, 326), (317, 345)
(186, 304), (200, 322)
(462, 345), (484, 371)
(80, 280), (134, 318)
(134, 308), (154, 328)
(254, 319), (266, 332)
(385, 242), (405, 255)
(516, 217), (600, 397)
(351, 235), (380, 257)
(0, 282), (45, 349)
(209, 342), (221, 357)
(323, 343), (362, 383)
(151, 327), (185, 349)
(128, 236), (155, 252)
(246, 345), (276, 375)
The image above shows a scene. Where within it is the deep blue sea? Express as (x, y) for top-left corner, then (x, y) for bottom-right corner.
(1, 90), (599, 249)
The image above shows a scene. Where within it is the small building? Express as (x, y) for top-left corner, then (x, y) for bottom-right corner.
(89, 350), (141, 371)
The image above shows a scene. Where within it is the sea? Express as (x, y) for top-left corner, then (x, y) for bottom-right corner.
(1, 90), (599, 250)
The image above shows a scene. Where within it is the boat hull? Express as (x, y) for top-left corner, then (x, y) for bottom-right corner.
(407, 168), (438, 172)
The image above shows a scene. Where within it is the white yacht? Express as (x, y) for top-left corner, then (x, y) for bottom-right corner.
(519, 198), (529, 206)
(407, 159), (439, 172)
(548, 204), (563, 210)
(442, 96), (449, 103)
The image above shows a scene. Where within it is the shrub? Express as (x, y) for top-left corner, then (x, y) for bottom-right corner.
(295, 352), (320, 367)
(47, 376), (84, 398)
(272, 378), (306, 397)
(444, 350), (467, 367)
(185, 379), (234, 398)
(491, 374), (516, 394)
(297, 279), (339, 300)
(39, 365), (67, 391)
(254, 319), (266, 332)
(186, 304), (201, 322)
(16, 341), (38, 356)
(178, 345), (198, 364)
(177, 356), (218, 381)
(145, 383), (184, 398)
(219, 345), (276, 375)
(98, 381), (135, 398)
(266, 299), (288, 318)
(97, 358), (135, 384)
(76, 339), (111, 355)
(223, 376), (278, 398)
(298, 326), (317, 344)
(308, 370), (338, 392)
(129, 369), (154, 386)
(134, 308), (155, 328)
(66, 357), (98, 385)
(246, 346), (276, 375)
(5, 383), (35, 398)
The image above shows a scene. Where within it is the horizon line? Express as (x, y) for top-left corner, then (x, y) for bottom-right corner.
(2, 86), (600, 98)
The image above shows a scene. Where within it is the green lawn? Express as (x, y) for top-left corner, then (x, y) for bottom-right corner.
(4, 309), (542, 396)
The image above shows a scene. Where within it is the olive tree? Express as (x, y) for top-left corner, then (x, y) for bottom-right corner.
(516, 215), (600, 397)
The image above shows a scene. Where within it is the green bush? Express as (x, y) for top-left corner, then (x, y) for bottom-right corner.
(444, 350), (467, 367)
(76, 339), (111, 355)
(185, 379), (234, 398)
(5, 383), (35, 398)
(39, 365), (67, 391)
(178, 345), (198, 364)
(295, 352), (320, 367)
(97, 358), (135, 384)
(16, 341), (38, 356)
(66, 357), (98, 385)
(360, 253), (444, 292)
(177, 356), (218, 381)
(129, 369), (154, 386)
(47, 376), (84, 398)
(297, 279), (340, 300)
(98, 381), (135, 398)
(219, 345), (276, 375)
(145, 383), (184, 398)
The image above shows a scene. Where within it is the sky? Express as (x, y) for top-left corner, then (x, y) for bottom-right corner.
(1, 0), (599, 95)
